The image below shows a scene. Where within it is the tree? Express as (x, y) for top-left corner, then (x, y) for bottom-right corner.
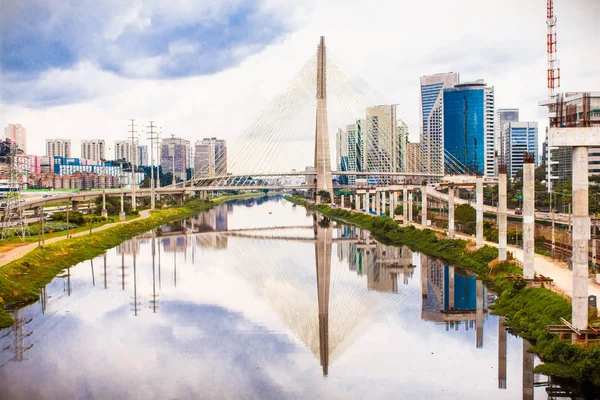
(317, 190), (331, 203)
(455, 203), (476, 234)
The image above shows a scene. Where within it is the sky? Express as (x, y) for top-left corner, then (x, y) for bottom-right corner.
(0, 0), (599, 170)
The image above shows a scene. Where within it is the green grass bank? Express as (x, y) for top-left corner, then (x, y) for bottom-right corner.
(0, 193), (267, 329)
(285, 195), (600, 386)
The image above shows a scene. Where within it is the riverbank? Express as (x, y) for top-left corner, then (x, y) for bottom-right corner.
(0, 193), (269, 329)
(285, 195), (600, 387)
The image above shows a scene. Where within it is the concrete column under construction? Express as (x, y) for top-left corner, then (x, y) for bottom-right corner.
(523, 157), (535, 280)
(448, 185), (455, 239)
(119, 193), (126, 221)
(421, 183), (427, 228)
(476, 176), (484, 248)
(408, 192), (413, 222)
(403, 188), (408, 225)
(572, 146), (590, 331)
(101, 190), (108, 218)
(498, 166), (508, 261)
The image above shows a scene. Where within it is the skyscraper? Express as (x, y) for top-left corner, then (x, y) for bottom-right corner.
(336, 128), (349, 185)
(504, 121), (538, 178)
(213, 139), (227, 176)
(81, 139), (105, 162)
(46, 139), (71, 158)
(364, 105), (399, 184)
(346, 120), (364, 185)
(420, 73), (460, 175)
(4, 124), (27, 153)
(161, 137), (188, 181)
(443, 80), (495, 176)
(495, 109), (519, 165)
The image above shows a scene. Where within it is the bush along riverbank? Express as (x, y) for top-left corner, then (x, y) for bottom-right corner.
(0, 195), (254, 329)
(285, 195), (600, 387)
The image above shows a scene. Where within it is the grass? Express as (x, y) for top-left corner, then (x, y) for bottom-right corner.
(0, 193), (258, 329)
(286, 195), (600, 387)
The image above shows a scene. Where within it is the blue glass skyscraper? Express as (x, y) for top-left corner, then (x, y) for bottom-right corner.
(443, 81), (495, 176)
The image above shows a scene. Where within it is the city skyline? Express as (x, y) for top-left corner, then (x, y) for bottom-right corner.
(1, 0), (598, 172)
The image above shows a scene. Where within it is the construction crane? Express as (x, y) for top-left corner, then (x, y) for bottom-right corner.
(547, 0), (560, 99)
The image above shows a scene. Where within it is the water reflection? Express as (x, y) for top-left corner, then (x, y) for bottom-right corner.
(0, 196), (596, 399)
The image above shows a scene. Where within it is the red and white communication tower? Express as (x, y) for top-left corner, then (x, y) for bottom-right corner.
(546, 0), (560, 99)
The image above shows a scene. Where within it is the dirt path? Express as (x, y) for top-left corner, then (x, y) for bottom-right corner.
(0, 210), (151, 267)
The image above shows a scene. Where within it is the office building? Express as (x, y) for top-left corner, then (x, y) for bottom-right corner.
(420, 73), (460, 175)
(336, 128), (349, 184)
(504, 121), (538, 178)
(4, 124), (27, 153)
(46, 139), (71, 158)
(495, 109), (519, 165)
(81, 139), (106, 162)
(443, 80), (495, 176)
(161, 137), (188, 181)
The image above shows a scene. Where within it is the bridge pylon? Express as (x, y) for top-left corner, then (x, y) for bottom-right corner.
(314, 36), (333, 203)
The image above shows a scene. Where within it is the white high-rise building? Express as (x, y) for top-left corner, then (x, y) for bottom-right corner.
(504, 121), (538, 178)
(484, 85), (496, 176)
(195, 140), (215, 178)
(364, 105), (399, 184)
(4, 124), (27, 153)
(420, 73), (460, 175)
(114, 140), (138, 163)
(138, 145), (148, 166)
(81, 139), (105, 162)
(495, 109), (519, 165)
(46, 139), (71, 158)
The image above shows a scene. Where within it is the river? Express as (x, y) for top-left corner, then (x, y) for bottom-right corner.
(0, 196), (588, 399)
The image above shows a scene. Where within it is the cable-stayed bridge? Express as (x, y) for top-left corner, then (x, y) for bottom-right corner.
(179, 36), (471, 194)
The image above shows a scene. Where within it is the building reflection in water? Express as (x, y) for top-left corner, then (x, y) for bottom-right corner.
(420, 258), (487, 349)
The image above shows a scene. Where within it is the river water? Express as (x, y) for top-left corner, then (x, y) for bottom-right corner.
(0, 196), (583, 399)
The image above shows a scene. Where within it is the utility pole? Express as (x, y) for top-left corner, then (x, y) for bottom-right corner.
(129, 119), (138, 211)
(147, 122), (159, 210)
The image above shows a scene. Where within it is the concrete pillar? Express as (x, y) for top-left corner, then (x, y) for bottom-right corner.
(498, 167), (508, 261)
(448, 266), (455, 310)
(408, 192), (413, 223)
(498, 316), (507, 389)
(363, 194), (367, 212)
(476, 176), (484, 248)
(403, 188), (408, 225)
(340, 195), (344, 208)
(448, 185), (455, 239)
(421, 183), (427, 228)
(389, 192), (395, 218)
(476, 279), (483, 348)
(522, 340), (534, 400)
(381, 191), (386, 216)
(523, 158), (535, 280)
(375, 191), (379, 215)
(119, 193), (126, 221)
(72, 200), (79, 212)
(572, 146), (590, 331)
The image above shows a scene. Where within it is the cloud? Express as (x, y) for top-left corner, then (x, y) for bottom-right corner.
(0, 0), (293, 106)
